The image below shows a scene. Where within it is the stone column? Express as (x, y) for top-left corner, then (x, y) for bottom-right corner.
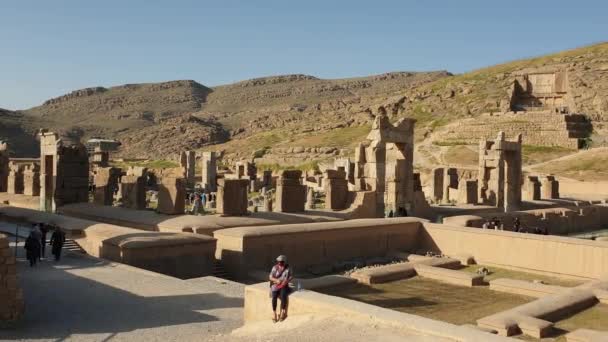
(323, 169), (348, 210)
(0, 142), (9, 192)
(7, 162), (24, 194)
(157, 168), (186, 215)
(523, 176), (541, 201)
(0, 234), (24, 322)
(275, 170), (306, 213)
(216, 178), (249, 215)
(542, 176), (560, 199)
(201, 152), (217, 192)
(23, 164), (40, 196)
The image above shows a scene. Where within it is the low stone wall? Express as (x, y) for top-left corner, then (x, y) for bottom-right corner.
(0, 234), (24, 323)
(214, 218), (425, 279)
(442, 204), (608, 235)
(0, 206), (216, 279)
(419, 222), (608, 280)
(244, 282), (512, 341)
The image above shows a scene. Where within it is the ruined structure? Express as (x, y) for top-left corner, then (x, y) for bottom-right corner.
(93, 167), (121, 206)
(7, 162), (24, 194)
(324, 169), (349, 210)
(200, 151), (217, 192)
(23, 163), (40, 196)
(216, 178), (248, 216)
(120, 166), (147, 210)
(157, 167), (186, 215)
(235, 160), (257, 181)
(180, 150), (196, 186)
(39, 131), (89, 212)
(542, 175), (560, 199)
(354, 109), (416, 216)
(0, 142), (9, 192)
(478, 132), (523, 212)
(91, 147), (109, 167)
(275, 170), (306, 213)
(333, 158), (355, 184)
(523, 176), (542, 201)
(457, 179), (478, 204)
(509, 70), (571, 111)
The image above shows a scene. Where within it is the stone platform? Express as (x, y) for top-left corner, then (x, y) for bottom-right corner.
(59, 203), (346, 235)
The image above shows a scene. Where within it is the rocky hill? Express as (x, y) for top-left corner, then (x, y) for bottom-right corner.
(2, 42), (607, 163)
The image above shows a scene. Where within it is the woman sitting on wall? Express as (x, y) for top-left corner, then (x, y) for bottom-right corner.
(269, 255), (293, 323)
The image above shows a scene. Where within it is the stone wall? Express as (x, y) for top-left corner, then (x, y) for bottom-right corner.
(213, 218), (424, 279)
(0, 234), (24, 323)
(442, 204), (608, 236)
(420, 222), (608, 280)
(438, 111), (591, 149)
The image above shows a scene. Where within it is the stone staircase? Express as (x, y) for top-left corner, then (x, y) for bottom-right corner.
(62, 239), (86, 254)
(211, 260), (233, 280)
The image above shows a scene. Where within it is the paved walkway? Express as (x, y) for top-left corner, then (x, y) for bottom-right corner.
(0, 239), (245, 342)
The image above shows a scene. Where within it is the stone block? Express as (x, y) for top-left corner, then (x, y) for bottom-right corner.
(217, 178), (249, 216)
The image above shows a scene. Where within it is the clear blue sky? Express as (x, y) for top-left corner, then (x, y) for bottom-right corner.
(1, 0), (607, 110)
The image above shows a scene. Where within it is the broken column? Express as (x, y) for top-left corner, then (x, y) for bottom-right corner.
(261, 170), (272, 189)
(431, 168), (444, 202)
(93, 167), (121, 206)
(39, 131), (89, 212)
(523, 176), (541, 201)
(324, 169), (349, 210)
(0, 234), (24, 322)
(23, 163), (40, 196)
(180, 151), (196, 187)
(542, 176), (560, 199)
(216, 178), (249, 215)
(275, 170), (306, 213)
(442, 168), (459, 203)
(0, 142), (9, 192)
(457, 179), (478, 204)
(157, 167), (186, 215)
(121, 166), (147, 210)
(201, 151), (217, 192)
(7, 162), (24, 194)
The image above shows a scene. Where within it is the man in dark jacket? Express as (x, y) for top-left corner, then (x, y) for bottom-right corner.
(50, 227), (66, 262)
(39, 223), (49, 259)
(24, 232), (41, 267)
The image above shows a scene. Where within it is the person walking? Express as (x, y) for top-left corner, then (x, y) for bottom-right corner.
(39, 223), (49, 259)
(269, 255), (293, 323)
(50, 227), (66, 262)
(191, 193), (202, 215)
(24, 232), (41, 267)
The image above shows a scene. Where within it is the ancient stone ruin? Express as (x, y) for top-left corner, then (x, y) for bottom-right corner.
(180, 150), (196, 186)
(478, 132), (523, 212)
(200, 151), (217, 192)
(523, 176), (542, 201)
(157, 167), (186, 214)
(216, 178), (248, 216)
(324, 169), (349, 210)
(275, 170), (306, 213)
(0, 142), (8, 192)
(39, 131), (90, 212)
(354, 108), (416, 216)
(7, 162), (24, 195)
(120, 166), (147, 210)
(93, 167), (121, 206)
(23, 163), (40, 196)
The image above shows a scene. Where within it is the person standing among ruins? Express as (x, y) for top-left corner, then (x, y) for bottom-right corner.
(50, 227), (66, 262)
(269, 255), (293, 323)
(191, 193), (202, 215)
(24, 232), (41, 267)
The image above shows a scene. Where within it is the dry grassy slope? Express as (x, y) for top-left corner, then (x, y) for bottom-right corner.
(3, 43), (608, 163)
(206, 43), (608, 164)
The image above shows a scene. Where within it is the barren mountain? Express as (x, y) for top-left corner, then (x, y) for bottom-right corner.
(2, 42), (607, 163)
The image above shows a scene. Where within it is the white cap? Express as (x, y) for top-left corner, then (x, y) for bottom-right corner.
(276, 255), (287, 262)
